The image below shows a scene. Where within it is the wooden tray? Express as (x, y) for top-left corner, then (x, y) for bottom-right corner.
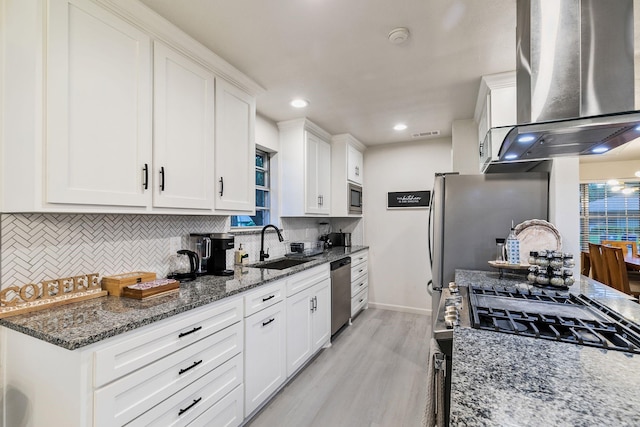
(101, 272), (156, 296)
(488, 260), (530, 270)
(121, 279), (180, 300)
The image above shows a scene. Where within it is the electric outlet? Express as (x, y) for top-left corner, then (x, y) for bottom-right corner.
(169, 237), (181, 253)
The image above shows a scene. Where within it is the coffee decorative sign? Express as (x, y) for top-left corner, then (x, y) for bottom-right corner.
(387, 191), (430, 209)
(0, 273), (107, 318)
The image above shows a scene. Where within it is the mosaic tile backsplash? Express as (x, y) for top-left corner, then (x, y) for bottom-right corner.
(0, 213), (363, 289)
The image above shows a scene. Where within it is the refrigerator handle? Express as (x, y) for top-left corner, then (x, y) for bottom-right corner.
(427, 182), (435, 267)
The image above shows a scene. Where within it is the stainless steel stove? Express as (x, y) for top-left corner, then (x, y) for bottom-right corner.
(469, 285), (640, 354)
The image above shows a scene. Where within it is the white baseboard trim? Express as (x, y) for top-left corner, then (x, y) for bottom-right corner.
(368, 302), (431, 316)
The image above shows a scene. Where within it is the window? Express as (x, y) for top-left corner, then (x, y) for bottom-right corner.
(231, 150), (271, 227)
(579, 181), (640, 251)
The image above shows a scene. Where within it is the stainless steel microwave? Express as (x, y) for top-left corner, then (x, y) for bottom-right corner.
(348, 183), (363, 214)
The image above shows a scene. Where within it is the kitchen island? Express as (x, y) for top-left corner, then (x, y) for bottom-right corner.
(451, 269), (640, 426)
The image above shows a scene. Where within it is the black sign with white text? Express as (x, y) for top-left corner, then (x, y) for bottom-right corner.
(387, 191), (430, 208)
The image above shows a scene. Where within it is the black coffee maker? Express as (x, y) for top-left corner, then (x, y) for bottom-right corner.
(190, 233), (235, 276)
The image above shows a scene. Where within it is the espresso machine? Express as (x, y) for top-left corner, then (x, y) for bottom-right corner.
(190, 233), (235, 276)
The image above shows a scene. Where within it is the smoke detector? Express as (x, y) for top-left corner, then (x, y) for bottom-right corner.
(388, 27), (410, 44)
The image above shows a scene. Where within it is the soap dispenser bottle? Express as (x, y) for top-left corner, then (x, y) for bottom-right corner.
(506, 221), (520, 264)
(235, 244), (248, 265)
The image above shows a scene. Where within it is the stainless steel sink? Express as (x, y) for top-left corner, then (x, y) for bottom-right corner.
(252, 258), (313, 270)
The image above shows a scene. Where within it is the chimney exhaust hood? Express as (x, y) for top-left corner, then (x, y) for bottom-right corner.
(484, 0), (639, 172)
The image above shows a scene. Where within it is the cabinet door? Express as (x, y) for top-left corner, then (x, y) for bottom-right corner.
(347, 145), (363, 184)
(311, 278), (331, 352)
(153, 41), (215, 210)
(304, 132), (330, 215)
(316, 137), (332, 214)
(244, 302), (286, 417)
(286, 287), (313, 377)
(46, 0), (152, 207)
(215, 79), (256, 212)
(304, 132), (320, 213)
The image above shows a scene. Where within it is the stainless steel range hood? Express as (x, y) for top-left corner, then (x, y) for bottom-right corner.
(485, 0), (638, 172)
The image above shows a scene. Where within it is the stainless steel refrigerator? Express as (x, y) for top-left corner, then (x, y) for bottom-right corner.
(428, 172), (549, 315)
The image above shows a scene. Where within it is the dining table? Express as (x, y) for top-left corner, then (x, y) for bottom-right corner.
(623, 253), (640, 271)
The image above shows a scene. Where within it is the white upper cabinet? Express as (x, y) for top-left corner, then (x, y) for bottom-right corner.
(46, 0), (152, 208)
(347, 144), (364, 184)
(331, 134), (365, 217)
(214, 79), (256, 213)
(1, 0), (262, 214)
(474, 71), (516, 170)
(279, 118), (332, 216)
(153, 41), (215, 210)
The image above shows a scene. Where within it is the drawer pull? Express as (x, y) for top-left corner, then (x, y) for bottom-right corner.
(178, 397), (202, 416)
(358, 282), (364, 287)
(359, 299), (364, 303)
(359, 269), (364, 273)
(178, 359), (203, 375)
(262, 318), (275, 327)
(262, 295), (275, 302)
(178, 326), (202, 338)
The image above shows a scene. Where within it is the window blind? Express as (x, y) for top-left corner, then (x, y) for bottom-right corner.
(579, 181), (640, 251)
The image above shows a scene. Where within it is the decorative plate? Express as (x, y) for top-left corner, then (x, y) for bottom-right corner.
(514, 219), (562, 264)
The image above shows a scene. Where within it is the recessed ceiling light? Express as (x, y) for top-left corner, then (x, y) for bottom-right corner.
(290, 99), (309, 108)
(504, 154), (518, 160)
(635, 171), (640, 178)
(394, 123), (407, 131)
(607, 179), (620, 186)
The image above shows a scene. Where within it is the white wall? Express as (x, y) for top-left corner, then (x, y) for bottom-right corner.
(549, 158), (580, 274)
(580, 159), (640, 181)
(255, 113), (279, 152)
(451, 119), (479, 174)
(364, 137), (452, 315)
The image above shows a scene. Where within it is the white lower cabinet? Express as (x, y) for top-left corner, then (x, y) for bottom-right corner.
(350, 250), (369, 317)
(285, 265), (331, 377)
(1, 264), (346, 426)
(244, 300), (286, 417)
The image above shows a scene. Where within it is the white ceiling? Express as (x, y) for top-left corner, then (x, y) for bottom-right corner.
(139, 0), (640, 163)
(139, 0), (517, 146)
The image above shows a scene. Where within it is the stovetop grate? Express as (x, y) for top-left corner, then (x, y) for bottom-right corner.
(469, 285), (640, 354)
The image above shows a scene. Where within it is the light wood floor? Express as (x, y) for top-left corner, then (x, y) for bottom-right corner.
(246, 308), (432, 427)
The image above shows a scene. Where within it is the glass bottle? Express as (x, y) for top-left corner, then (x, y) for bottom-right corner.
(495, 238), (506, 262)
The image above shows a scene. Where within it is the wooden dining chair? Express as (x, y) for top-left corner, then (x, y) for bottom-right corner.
(588, 243), (609, 285)
(580, 251), (591, 277)
(602, 245), (640, 297)
(602, 240), (638, 256)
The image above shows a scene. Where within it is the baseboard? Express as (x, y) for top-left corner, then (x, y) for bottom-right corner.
(368, 302), (431, 316)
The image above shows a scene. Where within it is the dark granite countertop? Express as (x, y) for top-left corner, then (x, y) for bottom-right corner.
(0, 246), (368, 350)
(450, 269), (640, 426)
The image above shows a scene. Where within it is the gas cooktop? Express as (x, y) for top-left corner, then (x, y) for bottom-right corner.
(469, 285), (640, 354)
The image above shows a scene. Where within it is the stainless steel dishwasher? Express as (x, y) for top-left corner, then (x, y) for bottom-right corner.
(330, 257), (351, 337)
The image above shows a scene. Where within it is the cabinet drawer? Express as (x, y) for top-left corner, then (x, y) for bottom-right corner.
(350, 250), (368, 268)
(351, 287), (368, 317)
(94, 297), (242, 387)
(189, 384), (244, 427)
(351, 262), (368, 283)
(244, 279), (285, 317)
(125, 353), (243, 427)
(94, 322), (243, 427)
(286, 264), (330, 297)
(350, 275), (368, 297)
